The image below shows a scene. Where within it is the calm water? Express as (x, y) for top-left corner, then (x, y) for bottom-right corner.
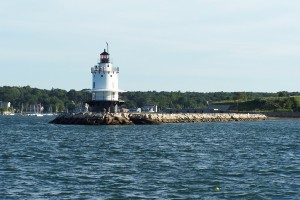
(0, 116), (299, 199)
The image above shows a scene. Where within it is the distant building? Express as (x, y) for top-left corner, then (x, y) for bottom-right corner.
(207, 104), (231, 113)
(0, 101), (11, 108)
(129, 108), (142, 113)
(0, 101), (13, 115)
(142, 105), (158, 112)
(163, 108), (204, 114)
(72, 103), (89, 113)
(163, 104), (230, 113)
(120, 108), (129, 113)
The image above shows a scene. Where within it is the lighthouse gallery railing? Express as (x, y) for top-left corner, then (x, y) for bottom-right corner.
(91, 66), (119, 73)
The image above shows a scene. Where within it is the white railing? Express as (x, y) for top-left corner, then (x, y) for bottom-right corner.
(91, 66), (119, 73)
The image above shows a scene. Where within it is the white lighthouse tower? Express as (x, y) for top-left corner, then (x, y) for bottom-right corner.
(88, 47), (124, 113)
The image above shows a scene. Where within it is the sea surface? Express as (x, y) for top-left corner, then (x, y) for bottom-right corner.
(0, 115), (299, 199)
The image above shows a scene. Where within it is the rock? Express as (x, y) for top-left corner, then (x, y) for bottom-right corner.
(49, 112), (267, 125)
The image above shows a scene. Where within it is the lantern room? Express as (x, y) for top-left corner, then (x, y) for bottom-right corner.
(100, 49), (109, 63)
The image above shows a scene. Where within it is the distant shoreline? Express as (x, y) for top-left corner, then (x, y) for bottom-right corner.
(263, 112), (300, 119)
(266, 117), (300, 120)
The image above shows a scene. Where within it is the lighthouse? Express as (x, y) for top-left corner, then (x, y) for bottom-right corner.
(87, 47), (124, 113)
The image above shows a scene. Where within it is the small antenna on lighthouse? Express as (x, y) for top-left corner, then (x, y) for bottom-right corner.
(106, 42), (109, 53)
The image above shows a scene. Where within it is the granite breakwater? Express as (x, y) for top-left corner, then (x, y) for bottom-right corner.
(49, 112), (267, 125)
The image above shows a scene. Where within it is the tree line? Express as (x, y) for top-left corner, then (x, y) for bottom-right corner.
(0, 86), (90, 113)
(0, 86), (300, 113)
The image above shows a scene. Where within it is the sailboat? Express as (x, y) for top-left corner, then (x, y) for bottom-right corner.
(35, 104), (43, 117)
(25, 104), (43, 116)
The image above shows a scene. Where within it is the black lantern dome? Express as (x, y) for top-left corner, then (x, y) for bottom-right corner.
(100, 49), (109, 63)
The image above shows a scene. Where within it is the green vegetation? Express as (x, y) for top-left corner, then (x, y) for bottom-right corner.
(0, 86), (90, 113)
(1, 86), (300, 113)
(292, 96), (300, 112)
(0, 106), (14, 113)
(216, 97), (296, 112)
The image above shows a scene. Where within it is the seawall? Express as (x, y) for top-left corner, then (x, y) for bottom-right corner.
(49, 112), (267, 125)
(264, 112), (300, 118)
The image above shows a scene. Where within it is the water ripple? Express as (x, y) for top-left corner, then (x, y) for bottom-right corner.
(0, 116), (299, 199)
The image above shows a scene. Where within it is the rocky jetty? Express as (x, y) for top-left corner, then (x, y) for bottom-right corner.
(49, 112), (267, 125)
(49, 112), (133, 125)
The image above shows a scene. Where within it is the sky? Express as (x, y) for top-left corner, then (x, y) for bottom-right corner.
(0, 0), (299, 92)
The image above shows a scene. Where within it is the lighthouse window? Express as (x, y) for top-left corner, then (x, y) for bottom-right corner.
(93, 82), (95, 88)
(110, 75), (112, 77)
(101, 75), (103, 77)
